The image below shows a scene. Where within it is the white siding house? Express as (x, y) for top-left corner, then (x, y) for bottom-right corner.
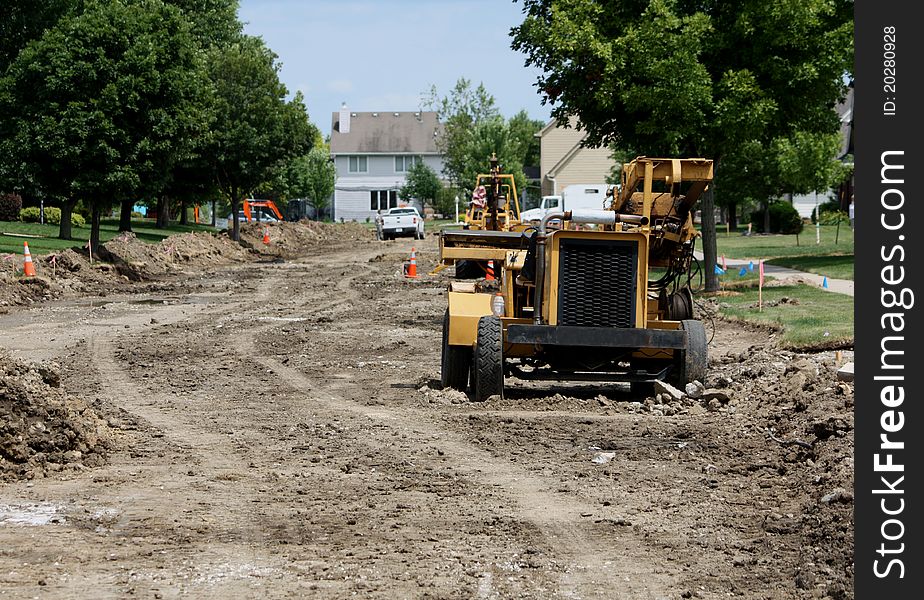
(537, 116), (617, 197)
(330, 107), (444, 222)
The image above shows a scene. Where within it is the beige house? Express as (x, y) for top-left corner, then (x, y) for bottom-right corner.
(537, 117), (616, 196)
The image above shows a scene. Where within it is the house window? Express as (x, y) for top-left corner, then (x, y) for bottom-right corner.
(395, 155), (421, 172)
(370, 190), (398, 211)
(349, 156), (368, 173)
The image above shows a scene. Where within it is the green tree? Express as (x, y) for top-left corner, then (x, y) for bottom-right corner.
(166, 0), (240, 48)
(282, 146), (336, 218)
(400, 160), (442, 210)
(0, 1), (79, 72)
(719, 130), (848, 230)
(0, 0), (210, 249)
(428, 78), (527, 197)
(205, 35), (315, 240)
(511, 0), (853, 291)
(507, 109), (544, 168)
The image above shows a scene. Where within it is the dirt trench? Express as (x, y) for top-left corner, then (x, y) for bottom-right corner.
(0, 234), (853, 599)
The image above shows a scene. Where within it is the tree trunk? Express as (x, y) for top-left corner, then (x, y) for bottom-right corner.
(118, 199), (133, 232)
(762, 201), (770, 234)
(701, 183), (719, 293)
(230, 193), (240, 241)
(156, 196), (171, 228)
(210, 200), (217, 227)
(90, 203), (102, 257)
(727, 201), (737, 231)
(180, 199), (188, 225)
(59, 200), (75, 240)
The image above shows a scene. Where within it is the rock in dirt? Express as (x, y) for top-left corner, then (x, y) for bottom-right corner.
(836, 362), (854, 382)
(685, 380), (705, 399)
(653, 380), (684, 402)
(701, 389), (731, 404)
(821, 488), (854, 504)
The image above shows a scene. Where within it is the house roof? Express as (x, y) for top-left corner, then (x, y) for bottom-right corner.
(330, 110), (441, 154)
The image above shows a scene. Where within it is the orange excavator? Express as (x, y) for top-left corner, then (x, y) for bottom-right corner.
(242, 199), (284, 222)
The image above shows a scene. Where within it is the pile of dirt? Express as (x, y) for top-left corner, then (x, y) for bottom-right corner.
(98, 231), (254, 279)
(237, 220), (374, 257)
(0, 348), (112, 480)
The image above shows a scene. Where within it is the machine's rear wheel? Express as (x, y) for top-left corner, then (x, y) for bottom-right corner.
(672, 319), (707, 386)
(454, 259), (483, 279)
(441, 310), (471, 390)
(472, 316), (504, 401)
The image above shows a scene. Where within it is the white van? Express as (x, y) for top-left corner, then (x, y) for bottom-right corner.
(520, 184), (610, 222)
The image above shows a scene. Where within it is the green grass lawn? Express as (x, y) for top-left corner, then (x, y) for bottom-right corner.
(716, 283), (853, 349)
(0, 219), (217, 256)
(713, 224), (853, 259)
(766, 254), (854, 281)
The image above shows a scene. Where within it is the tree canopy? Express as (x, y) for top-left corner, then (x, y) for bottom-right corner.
(511, 0), (853, 290)
(400, 160), (442, 210)
(427, 78), (536, 198)
(0, 0), (210, 248)
(205, 35), (315, 240)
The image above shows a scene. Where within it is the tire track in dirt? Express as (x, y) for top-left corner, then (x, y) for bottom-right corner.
(236, 253), (677, 599)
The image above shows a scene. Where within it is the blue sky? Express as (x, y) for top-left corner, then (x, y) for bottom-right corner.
(237, 0), (552, 137)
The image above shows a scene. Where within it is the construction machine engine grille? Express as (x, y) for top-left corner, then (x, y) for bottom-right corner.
(557, 239), (638, 328)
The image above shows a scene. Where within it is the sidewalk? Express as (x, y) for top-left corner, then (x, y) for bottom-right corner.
(694, 252), (854, 297)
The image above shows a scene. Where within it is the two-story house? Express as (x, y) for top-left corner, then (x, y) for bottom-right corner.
(537, 116), (616, 197)
(330, 106), (443, 222)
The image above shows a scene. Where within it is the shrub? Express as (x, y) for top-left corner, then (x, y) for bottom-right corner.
(749, 201), (804, 234)
(19, 206), (42, 222)
(810, 198), (842, 224)
(0, 192), (23, 221)
(817, 210), (848, 226)
(20, 206), (84, 227)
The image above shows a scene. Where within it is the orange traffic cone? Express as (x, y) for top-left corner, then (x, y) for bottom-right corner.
(262, 228), (270, 245)
(405, 247), (418, 278)
(22, 241), (36, 277)
(485, 260), (495, 281)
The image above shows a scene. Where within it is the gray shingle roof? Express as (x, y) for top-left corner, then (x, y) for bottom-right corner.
(330, 111), (441, 154)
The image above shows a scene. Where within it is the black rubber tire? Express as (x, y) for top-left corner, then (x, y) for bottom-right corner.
(672, 319), (707, 386)
(629, 381), (654, 397)
(472, 316), (504, 402)
(454, 259), (483, 279)
(441, 310), (471, 390)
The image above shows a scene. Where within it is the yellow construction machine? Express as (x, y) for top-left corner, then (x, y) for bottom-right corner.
(462, 153), (526, 232)
(439, 156), (714, 401)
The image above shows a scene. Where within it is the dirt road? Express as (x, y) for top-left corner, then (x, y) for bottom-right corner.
(0, 233), (853, 599)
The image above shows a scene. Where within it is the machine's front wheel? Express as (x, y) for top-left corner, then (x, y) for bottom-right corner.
(472, 316), (504, 402)
(441, 310), (471, 391)
(673, 319), (707, 386)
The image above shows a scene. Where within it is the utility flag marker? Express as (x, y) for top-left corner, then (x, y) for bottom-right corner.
(822, 276), (829, 289)
(758, 260), (764, 311)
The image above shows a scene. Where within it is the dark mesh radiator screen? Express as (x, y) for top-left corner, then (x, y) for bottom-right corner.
(557, 239), (638, 328)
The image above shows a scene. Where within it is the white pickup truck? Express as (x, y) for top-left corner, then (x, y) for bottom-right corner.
(375, 207), (425, 240)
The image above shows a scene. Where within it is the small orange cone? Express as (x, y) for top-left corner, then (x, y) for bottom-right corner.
(22, 242), (36, 277)
(405, 247), (418, 278)
(262, 228), (270, 245)
(485, 259), (495, 281)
